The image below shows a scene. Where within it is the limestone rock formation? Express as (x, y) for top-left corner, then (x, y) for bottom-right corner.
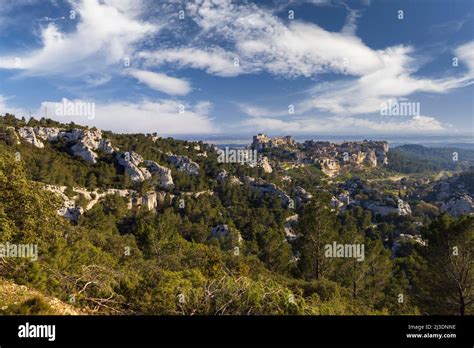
(364, 149), (377, 167)
(441, 194), (474, 218)
(259, 156), (273, 173)
(143, 160), (174, 189)
(17, 126), (116, 164)
(365, 199), (412, 216)
(17, 127), (44, 148)
(116, 151), (151, 182)
(166, 153), (200, 175)
(34, 127), (62, 141)
(284, 214), (299, 241)
(128, 191), (159, 211)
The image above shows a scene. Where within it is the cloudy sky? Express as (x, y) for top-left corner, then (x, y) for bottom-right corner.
(0, 0), (473, 137)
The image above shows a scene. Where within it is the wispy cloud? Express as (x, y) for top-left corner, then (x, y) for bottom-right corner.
(127, 69), (191, 96)
(38, 98), (217, 134)
(0, 0), (158, 77)
(242, 114), (450, 135)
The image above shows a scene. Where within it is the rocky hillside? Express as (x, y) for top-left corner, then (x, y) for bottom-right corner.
(0, 114), (472, 315)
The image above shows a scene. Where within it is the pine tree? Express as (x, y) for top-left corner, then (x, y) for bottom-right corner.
(417, 214), (474, 315)
(297, 197), (338, 280)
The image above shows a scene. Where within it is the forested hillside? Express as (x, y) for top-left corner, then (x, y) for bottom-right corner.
(0, 115), (472, 315)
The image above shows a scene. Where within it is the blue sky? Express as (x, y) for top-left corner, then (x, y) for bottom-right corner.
(0, 0), (473, 137)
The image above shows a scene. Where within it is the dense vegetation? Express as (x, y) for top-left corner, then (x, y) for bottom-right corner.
(388, 144), (474, 173)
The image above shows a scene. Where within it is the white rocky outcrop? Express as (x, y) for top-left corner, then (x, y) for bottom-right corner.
(34, 127), (62, 141)
(166, 153), (200, 175)
(317, 158), (340, 177)
(17, 126), (116, 164)
(17, 127), (44, 148)
(284, 214), (299, 241)
(116, 151), (151, 182)
(69, 129), (104, 164)
(98, 138), (115, 154)
(364, 149), (377, 167)
(44, 184), (171, 221)
(259, 156), (273, 173)
(143, 160), (174, 189)
(365, 199), (412, 216)
(116, 153), (176, 185)
(71, 142), (98, 164)
(44, 185), (84, 221)
(128, 191), (160, 211)
(441, 194), (474, 218)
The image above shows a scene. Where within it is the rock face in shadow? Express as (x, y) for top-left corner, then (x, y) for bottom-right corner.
(441, 194), (474, 218)
(116, 151), (151, 182)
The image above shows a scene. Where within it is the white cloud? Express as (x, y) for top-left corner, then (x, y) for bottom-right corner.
(300, 42), (474, 115)
(140, 47), (244, 77)
(241, 114), (449, 135)
(0, 0), (157, 76)
(178, 0), (382, 78)
(127, 69), (191, 96)
(237, 103), (288, 118)
(38, 98), (217, 134)
(0, 95), (28, 117)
